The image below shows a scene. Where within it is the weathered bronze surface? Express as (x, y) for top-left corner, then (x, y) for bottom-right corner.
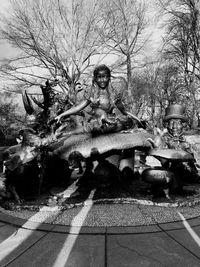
(53, 131), (153, 160)
(148, 148), (194, 162)
(142, 167), (174, 185)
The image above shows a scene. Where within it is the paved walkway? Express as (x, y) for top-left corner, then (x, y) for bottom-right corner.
(0, 176), (200, 266)
(0, 200), (200, 267)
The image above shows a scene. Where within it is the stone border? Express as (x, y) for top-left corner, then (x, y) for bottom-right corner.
(3, 195), (200, 212)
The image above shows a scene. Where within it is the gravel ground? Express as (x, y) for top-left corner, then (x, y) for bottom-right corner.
(1, 180), (200, 227)
(1, 201), (200, 227)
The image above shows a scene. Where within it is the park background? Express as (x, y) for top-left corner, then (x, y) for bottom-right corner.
(0, 0), (199, 143)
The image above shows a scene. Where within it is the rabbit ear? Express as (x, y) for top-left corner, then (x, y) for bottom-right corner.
(22, 90), (34, 115)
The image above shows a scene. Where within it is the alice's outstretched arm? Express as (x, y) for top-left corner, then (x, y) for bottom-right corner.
(115, 98), (143, 127)
(55, 99), (90, 123)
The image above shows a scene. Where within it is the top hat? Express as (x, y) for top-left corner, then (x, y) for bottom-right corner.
(163, 104), (188, 122)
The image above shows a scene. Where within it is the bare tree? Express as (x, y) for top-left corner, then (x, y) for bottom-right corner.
(141, 60), (188, 127)
(159, 0), (200, 79)
(96, 0), (148, 110)
(159, 0), (200, 127)
(129, 73), (149, 117)
(0, 0), (106, 95)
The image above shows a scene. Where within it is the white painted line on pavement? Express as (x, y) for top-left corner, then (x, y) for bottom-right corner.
(0, 178), (83, 262)
(53, 189), (96, 267)
(0, 207), (61, 261)
(178, 212), (200, 248)
(61, 179), (79, 198)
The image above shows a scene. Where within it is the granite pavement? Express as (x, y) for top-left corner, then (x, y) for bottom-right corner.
(0, 197), (200, 266)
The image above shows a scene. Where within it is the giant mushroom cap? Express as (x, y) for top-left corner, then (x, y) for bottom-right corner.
(148, 148), (194, 162)
(3, 130), (153, 171)
(52, 130), (153, 160)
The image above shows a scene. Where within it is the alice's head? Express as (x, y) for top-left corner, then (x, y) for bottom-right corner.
(93, 65), (111, 89)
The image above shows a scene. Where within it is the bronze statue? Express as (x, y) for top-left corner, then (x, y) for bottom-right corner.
(53, 65), (143, 138)
(143, 104), (200, 199)
(3, 65), (153, 203)
(23, 79), (73, 135)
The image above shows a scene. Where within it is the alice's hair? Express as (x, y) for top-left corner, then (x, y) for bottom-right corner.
(93, 65), (111, 79)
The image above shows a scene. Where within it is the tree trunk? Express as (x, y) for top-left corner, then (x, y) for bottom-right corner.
(127, 53), (134, 112)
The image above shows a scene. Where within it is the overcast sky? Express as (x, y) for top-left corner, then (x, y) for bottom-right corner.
(0, 0), (9, 12)
(0, 0), (17, 59)
(0, 0), (164, 61)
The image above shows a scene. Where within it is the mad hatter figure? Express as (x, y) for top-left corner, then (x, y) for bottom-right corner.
(143, 104), (200, 199)
(161, 104), (199, 190)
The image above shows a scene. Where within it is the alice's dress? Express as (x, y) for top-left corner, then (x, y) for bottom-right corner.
(78, 84), (134, 135)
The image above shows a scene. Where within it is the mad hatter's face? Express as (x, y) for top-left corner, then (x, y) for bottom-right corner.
(167, 119), (183, 137)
